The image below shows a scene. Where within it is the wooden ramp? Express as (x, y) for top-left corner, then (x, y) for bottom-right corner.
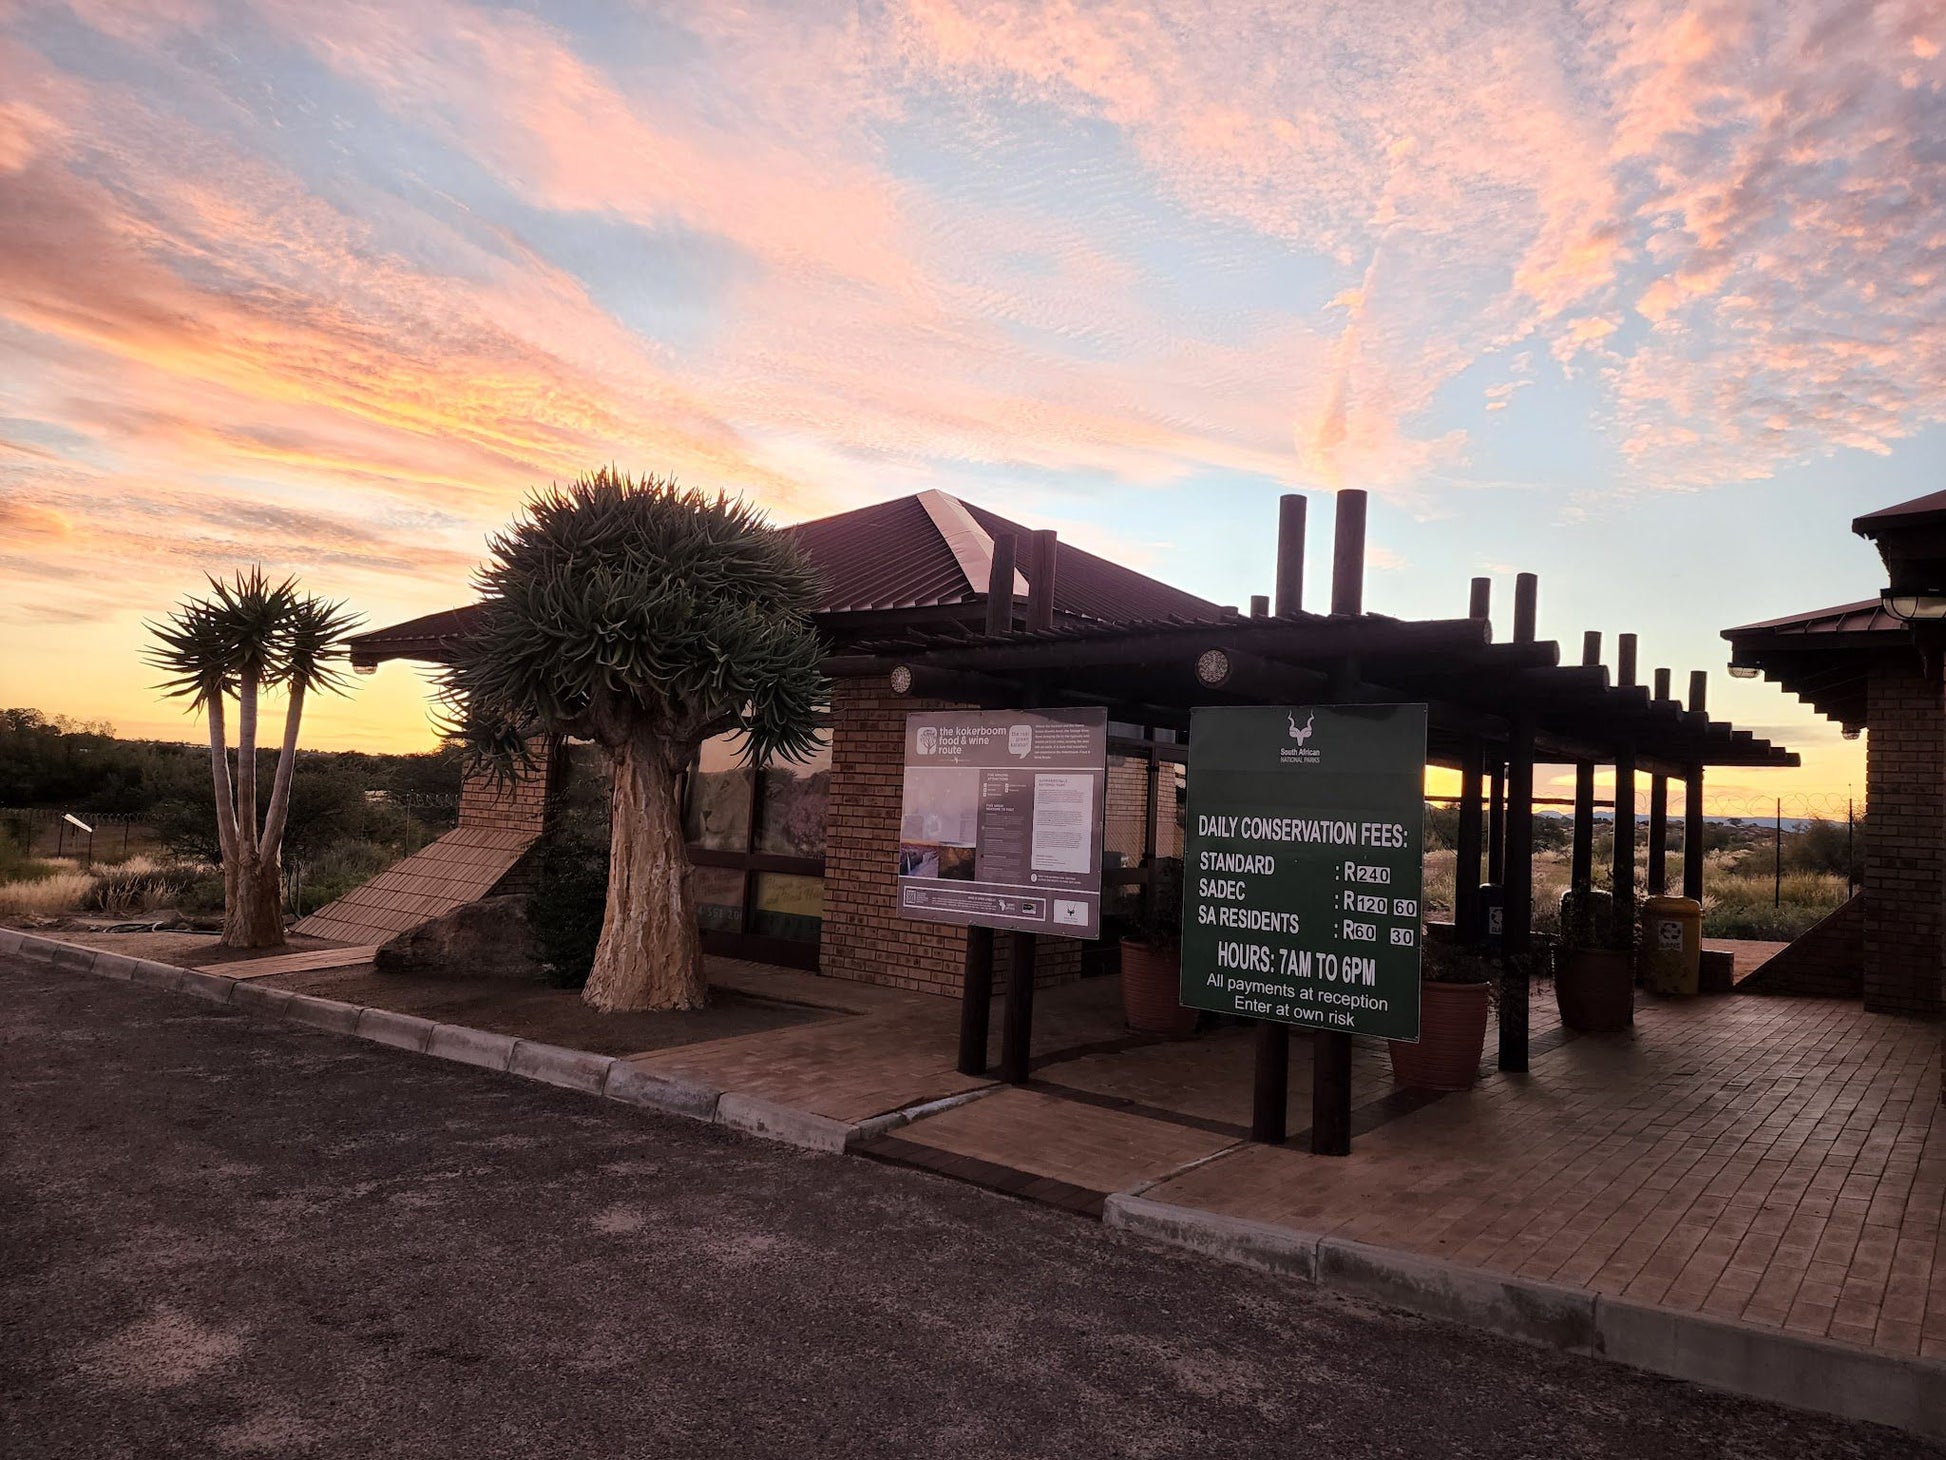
(291, 825), (536, 946)
(223, 945), (384, 980)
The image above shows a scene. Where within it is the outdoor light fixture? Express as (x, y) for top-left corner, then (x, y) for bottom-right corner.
(1843, 727), (1862, 741)
(889, 664), (914, 696)
(1880, 590), (1946, 622)
(1727, 663), (1759, 679)
(1195, 648), (1231, 688)
(352, 662), (377, 676)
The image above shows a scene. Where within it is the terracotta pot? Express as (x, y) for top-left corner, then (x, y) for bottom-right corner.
(1119, 940), (1198, 1036)
(1388, 980), (1491, 1091)
(1556, 947), (1635, 1033)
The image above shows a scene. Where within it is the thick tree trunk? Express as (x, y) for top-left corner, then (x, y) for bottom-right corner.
(582, 735), (704, 1013)
(220, 850), (286, 949)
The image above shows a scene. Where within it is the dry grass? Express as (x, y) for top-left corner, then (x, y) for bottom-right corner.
(0, 872), (96, 915)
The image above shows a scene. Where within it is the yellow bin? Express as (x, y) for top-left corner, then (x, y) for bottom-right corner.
(1639, 896), (1703, 996)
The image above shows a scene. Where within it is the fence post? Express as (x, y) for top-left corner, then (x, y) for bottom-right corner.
(1774, 797), (1782, 908)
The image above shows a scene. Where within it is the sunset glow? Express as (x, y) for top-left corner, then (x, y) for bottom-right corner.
(3, 0), (1942, 806)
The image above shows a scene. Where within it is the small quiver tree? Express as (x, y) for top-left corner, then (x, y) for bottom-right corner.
(439, 470), (826, 1013)
(147, 571), (362, 948)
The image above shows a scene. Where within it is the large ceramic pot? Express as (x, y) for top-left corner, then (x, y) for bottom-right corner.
(1119, 940), (1198, 1036)
(1556, 948), (1635, 1033)
(1388, 980), (1491, 1091)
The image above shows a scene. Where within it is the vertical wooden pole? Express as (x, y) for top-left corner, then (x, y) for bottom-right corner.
(1648, 668), (1671, 895)
(1512, 572), (1538, 644)
(957, 926), (994, 1076)
(1307, 643), (1363, 1158)
(1249, 492), (1309, 1147)
(1249, 594), (1269, 618)
(1456, 736), (1485, 944)
(1252, 1021), (1289, 1144)
(1026, 530), (1058, 633)
(984, 534), (1017, 637)
(1488, 764), (1506, 883)
(999, 929), (1036, 1084)
(1499, 715), (1536, 1073)
(1571, 632), (1600, 889)
(1468, 576), (1491, 627)
(1685, 672), (1707, 903)
(1330, 491), (1367, 616)
(1276, 495), (1306, 617)
(1613, 635), (1638, 928)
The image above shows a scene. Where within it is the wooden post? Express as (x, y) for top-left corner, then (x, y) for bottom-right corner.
(1330, 491), (1366, 616)
(1276, 495), (1306, 616)
(1025, 530), (1058, 633)
(1490, 762), (1508, 881)
(999, 929), (1036, 1084)
(1468, 575), (1491, 626)
(1648, 668), (1671, 895)
(1252, 1021), (1289, 1144)
(1512, 572), (1538, 643)
(1613, 635), (1638, 927)
(1249, 594), (1269, 618)
(1307, 646), (1363, 1158)
(1248, 492), (1309, 1146)
(957, 926), (994, 1076)
(1684, 671), (1707, 903)
(1456, 736), (1485, 944)
(985, 534), (1017, 637)
(1571, 631), (1600, 889)
(1499, 715), (1536, 1073)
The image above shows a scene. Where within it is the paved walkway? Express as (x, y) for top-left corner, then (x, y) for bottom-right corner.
(630, 964), (1943, 1363)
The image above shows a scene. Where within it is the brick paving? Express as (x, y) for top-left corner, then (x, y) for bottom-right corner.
(1141, 988), (1943, 1360)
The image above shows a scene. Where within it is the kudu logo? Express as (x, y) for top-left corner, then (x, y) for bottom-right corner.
(1281, 710), (1322, 765)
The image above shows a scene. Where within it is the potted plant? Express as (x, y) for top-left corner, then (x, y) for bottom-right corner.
(1554, 885), (1634, 1033)
(1119, 858), (1197, 1036)
(1388, 938), (1495, 1091)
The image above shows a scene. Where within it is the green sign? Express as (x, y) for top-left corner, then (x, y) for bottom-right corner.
(1181, 704), (1428, 1041)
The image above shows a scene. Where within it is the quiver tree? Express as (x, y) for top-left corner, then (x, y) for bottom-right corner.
(440, 470), (826, 1013)
(147, 571), (362, 948)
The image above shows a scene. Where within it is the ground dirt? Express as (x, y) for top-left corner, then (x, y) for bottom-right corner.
(4, 953), (1938, 1460)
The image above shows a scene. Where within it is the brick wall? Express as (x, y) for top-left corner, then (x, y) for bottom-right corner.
(1738, 893), (1864, 999)
(1863, 662), (1944, 1018)
(457, 736), (557, 838)
(818, 680), (1084, 998)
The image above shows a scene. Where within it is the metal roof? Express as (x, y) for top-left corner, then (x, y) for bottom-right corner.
(1854, 489), (1946, 536)
(347, 491), (1220, 665)
(1722, 599), (1911, 732)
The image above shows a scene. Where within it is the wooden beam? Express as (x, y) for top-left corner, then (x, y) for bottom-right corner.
(1276, 495), (1306, 617)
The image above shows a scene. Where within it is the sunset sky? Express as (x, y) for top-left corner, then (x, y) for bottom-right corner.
(3, 0), (1942, 814)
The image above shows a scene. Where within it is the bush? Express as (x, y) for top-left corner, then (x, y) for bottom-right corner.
(78, 859), (204, 916)
(526, 801), (611, 988)
(289, 840), (399, 916)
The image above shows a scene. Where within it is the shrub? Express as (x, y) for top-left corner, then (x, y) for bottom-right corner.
(78, 860), (203, 916)
(526, 801), (612, 988)
(289, 840), (399, 916)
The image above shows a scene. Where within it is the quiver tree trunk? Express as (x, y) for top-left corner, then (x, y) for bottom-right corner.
(221, 850), (286, 949)
(583, 734), (704, 1012)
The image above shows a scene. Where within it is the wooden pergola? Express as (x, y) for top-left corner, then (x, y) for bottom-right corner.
(828, 491), (1798, 1154)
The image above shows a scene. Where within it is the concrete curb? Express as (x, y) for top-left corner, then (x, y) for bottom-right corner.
(1103, 1193), (1320, 1281)
(427, 1023), (517, 1073)
(509, 1039), (614, 1096)
(354, 1007), (436, 1054)
(1103, 1190), (1946, 1439)
(718, 1092), (876, 1154)
(602, 1061), (723, 1122)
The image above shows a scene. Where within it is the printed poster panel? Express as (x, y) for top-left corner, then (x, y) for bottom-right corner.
(1182, 704), (1427, 1041)
(897, 708), (1108, 938)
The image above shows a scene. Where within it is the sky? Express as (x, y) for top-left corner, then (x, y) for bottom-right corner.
(1, 0), (1942, 816)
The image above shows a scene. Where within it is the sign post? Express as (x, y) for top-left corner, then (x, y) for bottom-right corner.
(1182, 704), (1427, 1152)
(897, 707), (1108, 1079)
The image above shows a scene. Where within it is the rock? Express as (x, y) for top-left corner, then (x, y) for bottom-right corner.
(374, 896), (539, 978)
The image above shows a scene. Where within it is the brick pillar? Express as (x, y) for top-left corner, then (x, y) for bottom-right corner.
(457, 737), (557, 838)
(1862, 661), (1944, 1017)
(818, 680), (1083, 998)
